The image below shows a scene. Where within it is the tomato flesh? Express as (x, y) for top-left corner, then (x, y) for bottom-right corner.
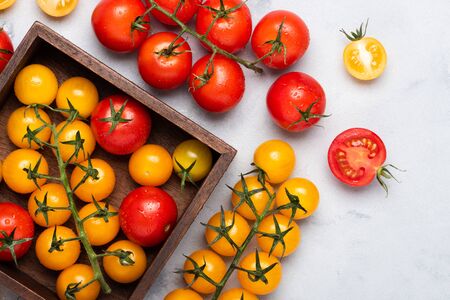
(328, 128), (386, 186)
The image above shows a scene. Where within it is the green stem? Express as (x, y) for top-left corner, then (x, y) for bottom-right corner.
(52, 129), (111, 294)
(212, 192), (276, 299)
(146, 0), (263, 74)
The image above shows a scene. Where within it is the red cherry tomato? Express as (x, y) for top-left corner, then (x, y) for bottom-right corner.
(267, 72), (326, 132)
(90, 95), (152, 155)
(138, 32), (192, 90)
(151, 0), (200, 26)
(328, 128), (388, 187)
(92, 0), (150, 53)
(189, 54), (245, 113)
(251, 10), (310, 69)
(0, 202), (34, 264)
(0, 28), (13, 73)
(119, 186), (178, 247)
(196, 0), (252, 53)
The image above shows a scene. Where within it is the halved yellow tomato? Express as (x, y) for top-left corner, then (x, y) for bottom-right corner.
(0, 0), (16, 10)
(37, 0), (79, 17)
(341, 21), (387, 80)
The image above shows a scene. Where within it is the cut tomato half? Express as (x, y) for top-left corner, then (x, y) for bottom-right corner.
(328, 128), (387, 187)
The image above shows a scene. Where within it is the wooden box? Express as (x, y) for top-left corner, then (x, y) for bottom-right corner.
(0, 22), (236, 299)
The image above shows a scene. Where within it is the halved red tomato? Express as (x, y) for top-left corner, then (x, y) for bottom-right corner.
(328, 128), (400, 193)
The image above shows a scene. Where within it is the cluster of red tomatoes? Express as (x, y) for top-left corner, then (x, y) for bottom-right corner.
(0, 63), (214, 299)
(90, 0), (327, 123)
(165, 139), (319, 299)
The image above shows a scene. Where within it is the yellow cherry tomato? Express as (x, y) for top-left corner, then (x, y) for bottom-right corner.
(70, 158), (115, 202)
(173, 139), (213, 183)
(205, 210), (250, 257)
(276, 178), (319, 220)
(129, 144), (172, 186)
(341, 21), (387, 80)
(257, 214), (301, 257)
(56, 77), (99, 118)
(253, 139), (295, 184)
(35, 225), (80, 271)
(231, 176), (274, 221)
(237, 251), (282, 296)
(103, 240), (147, 283)
(2, 149), (48, 194)
(56, 264), (100, 300)
(14, 64), (58, 105)
(7, 106), (52, 149)
(218, 288), (259, 300)
(37, 0), (79, 17)
(28, 183), (71, 227)
(165, 289), (203, 300)
(183, 249), (227, 294)
(0, 0), (16, 10)
(78, 202), (119, 246)
(0, 160), (2, 183)
(51, 120), (96, 163)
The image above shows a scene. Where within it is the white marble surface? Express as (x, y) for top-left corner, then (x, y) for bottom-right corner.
(1, 0), (450, 299)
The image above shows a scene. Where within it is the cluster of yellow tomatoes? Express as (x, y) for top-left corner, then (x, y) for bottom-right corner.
(1, 63), (214, 299)
(165, 139), (320, 300)
(0, 0), (78, 17)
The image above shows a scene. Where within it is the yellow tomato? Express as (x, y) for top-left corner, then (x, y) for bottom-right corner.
(0, 160), (2, 182)
(253, 139), (296, 184)
(276, 178), (319, 220)
(7, 106), (52, 149)
(51, 120), (96, 163)
(14, 64), (58, 105)
(0, 0), (16, 10)
(218, 288), (259, 300)
(205, 210), (250, 256)
(237, 251), (282, 296)
(56, 264), (100, 300)
(70, 158), (115, 202)
(172, 139), (213, 183)
(78, 202), (120, 246)
(341, 21), (387, 80)
(129, 144), (172, 186)
(231, 176), (274, 221)
(103, 240), (147, 283)
(28, 183), (71, 227)
(183, 249), (226, 294)
(2, 149), (48, 194)
(37, 0), (79, 17)
(165, 289), (203, 300)
(257, 214), (301, 257)
(56, 77), (99, 118)
(35, 226), (80, 271)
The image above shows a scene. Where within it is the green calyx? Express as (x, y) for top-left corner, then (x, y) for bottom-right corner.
(288, 100), (331, 129)
(376, 164), (405, 196)
(340, 19), (369, 41)
(235, 249), (278, 284)
(0, 228), (33, 267)
(100, 98), (132, 134)
(174, 158), (198, 190)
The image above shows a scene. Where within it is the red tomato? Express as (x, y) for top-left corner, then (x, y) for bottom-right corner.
(189, 54), (245, 113)
(119, 186), (178, 247)
(90, 95), (152, 155)
(0, 202), (34, 264)
(138, 32), (192, 90)
(251, 10), (310, 69)
(267, 72), (327, 132)
(196, 0), (252, 54)
(152, 0), (200, 26)
(92, 0), (150, 53)
(0, 28), (13, 73)
(328, 128), (388, 187)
